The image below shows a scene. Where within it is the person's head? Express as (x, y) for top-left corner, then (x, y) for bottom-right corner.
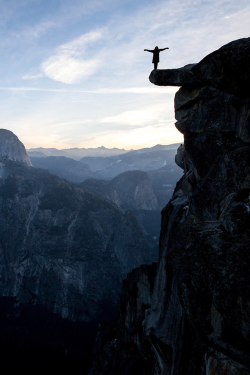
(155, 46), (158, 49)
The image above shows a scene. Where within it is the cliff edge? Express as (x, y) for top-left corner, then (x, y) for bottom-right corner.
(90, 37), (250, 375)
(146, 37), (250, 375)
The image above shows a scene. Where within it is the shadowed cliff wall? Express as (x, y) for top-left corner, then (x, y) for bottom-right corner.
(89, 37), (250, 375)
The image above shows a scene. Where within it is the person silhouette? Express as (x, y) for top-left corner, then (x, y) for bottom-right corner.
(144, 46), (169, 69)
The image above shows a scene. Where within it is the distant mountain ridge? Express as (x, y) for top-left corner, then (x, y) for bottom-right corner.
(81, 144), (180, 180)
(27, 146), (130, 160)
(30, 156), (93, 183)
(27, 144), (180, 161)
(30, 144), (183, 209)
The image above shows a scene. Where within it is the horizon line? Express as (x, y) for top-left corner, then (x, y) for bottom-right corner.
(27, 142), (181, 152)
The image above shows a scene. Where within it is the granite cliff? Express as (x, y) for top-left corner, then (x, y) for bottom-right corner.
(90, 37), (250, 375)
(0, 130), (156, 372)
(0, 129), (32, 166)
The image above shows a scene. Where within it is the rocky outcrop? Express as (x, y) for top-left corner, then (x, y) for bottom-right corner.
(144, 37), (250, 375)
(0, 129), (32, 166)
(150, 37), (250, 99)
(149, 64), (200, 87)
(91, 37), (250, 375)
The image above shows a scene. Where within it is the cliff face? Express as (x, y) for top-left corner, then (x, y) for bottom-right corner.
(90, 38), (250, 375)
(0, 129), (32, 166)
(0, 155), (155, 323)
(145, 37), (250, 375)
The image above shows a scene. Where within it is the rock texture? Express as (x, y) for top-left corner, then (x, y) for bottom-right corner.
(0, 129), (32, 166)
(91, 37), (250, 375)
(192, 37), (250, 98)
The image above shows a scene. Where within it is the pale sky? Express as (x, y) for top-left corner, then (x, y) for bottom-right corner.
(0, 0), (249, 150)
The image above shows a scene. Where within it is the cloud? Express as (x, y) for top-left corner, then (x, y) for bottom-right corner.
(2, 0), (250, 151)
(100, 109), (157, 126)
(41, 30), (104, 83)
(72, 123), (183, 150)
(94, 87), (178, 94)
(42, 56), (100, 84)
(22, 73), (43, 80)
(0, 86), (178, 94)
(17, 20), (56, 39)
(100, 102), (173, 127)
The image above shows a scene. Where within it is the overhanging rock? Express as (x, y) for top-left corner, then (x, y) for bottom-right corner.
(149, 64), (202, 87)
(149, 37), (250, 98)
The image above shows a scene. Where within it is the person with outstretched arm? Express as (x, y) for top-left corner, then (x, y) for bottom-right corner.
(144, 46), (169, 69)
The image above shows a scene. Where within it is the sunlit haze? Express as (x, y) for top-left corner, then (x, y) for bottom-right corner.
(0, 0), (249, 149)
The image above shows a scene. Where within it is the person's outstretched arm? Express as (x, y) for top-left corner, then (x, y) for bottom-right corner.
(144, 49), (154, 53)
(159, 47), (169, 51)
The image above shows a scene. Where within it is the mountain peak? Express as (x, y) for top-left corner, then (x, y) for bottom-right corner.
(0, 129), (32, 166)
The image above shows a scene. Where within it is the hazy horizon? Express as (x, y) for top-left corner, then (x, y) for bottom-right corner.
(26, 141), (181, 151)
(0, 0), (249, 149)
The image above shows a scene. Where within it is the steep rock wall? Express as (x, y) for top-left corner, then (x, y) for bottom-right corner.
(90, 38), (250, 375)
(144, 37), (250, 375)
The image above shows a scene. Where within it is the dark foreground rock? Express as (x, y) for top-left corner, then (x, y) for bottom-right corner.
(0, 297), (97, 374)
(89, 263), (157, 375)
(192, 37), (250, 98)
(91, 37), (250, 375)
(147, 37), (250, 375)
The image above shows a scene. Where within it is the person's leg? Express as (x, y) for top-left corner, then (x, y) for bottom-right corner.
(154, 62), (158, 69)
